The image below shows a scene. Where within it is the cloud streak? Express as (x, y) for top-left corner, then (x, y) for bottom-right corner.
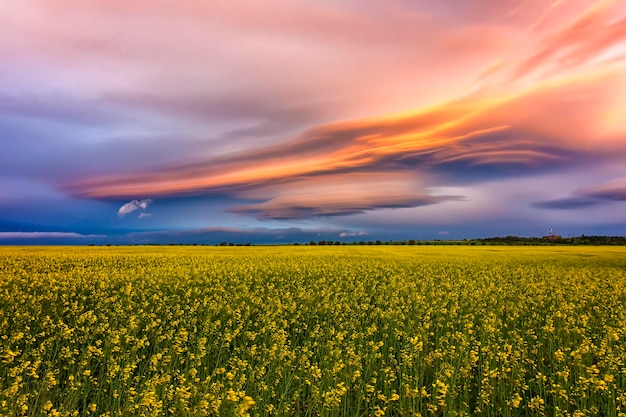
(0, 232), (105, 239)
(509, 0), (626, 82)
(533, 177), (626, 210)
(228, 193), (459, 220)
(226, 172), (462, 220)
(534, 177), (626, 209)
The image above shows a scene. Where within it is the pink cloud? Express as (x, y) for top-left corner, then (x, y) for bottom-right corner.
(63, 65), (626, 202)
(227, 172), (462, 220)
(3, 0), (625, 226)
(509, 0), (626, 82)
(0, 0), (516, 117)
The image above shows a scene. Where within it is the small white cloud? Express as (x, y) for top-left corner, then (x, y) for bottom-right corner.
(339, 230), (369, 237)
(138, 212), (152, 219)
(438, 230), (450, 236)
(118, 199), (153, 217)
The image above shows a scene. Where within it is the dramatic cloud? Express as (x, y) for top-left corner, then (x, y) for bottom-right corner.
(117, 199), (152, 217)
(1, 0), (626, 242)
(65, 68), (626, 202)
(227, 193), (453, 220)
(226, 173), (462, 220)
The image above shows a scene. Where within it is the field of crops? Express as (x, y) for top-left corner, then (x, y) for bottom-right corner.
(1, 246), (626, 416)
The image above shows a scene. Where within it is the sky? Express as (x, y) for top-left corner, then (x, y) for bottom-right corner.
(1, 0), (626, 244)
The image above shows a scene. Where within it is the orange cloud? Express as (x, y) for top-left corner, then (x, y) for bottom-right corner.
(225, 172), (461, 219)
(510, 0), (626, 82)
(58, 0), (626, 221)
(66, 65), (624, 201)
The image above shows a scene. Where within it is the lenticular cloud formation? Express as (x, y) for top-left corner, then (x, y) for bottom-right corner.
(62, 0), (626, 216)
(1, 0), (626, 241)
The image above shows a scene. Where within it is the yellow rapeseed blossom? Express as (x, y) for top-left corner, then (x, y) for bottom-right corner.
(0, 245), (625, 416)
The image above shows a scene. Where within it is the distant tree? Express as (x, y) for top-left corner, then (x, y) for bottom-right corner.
(309, 240), (317, 246)
(375, 240), (382, 245)
(219, 242), (228, 246)
(334, 241), (341, 246)
(408, 239), (415, 245)
(318, 240), (327, 246)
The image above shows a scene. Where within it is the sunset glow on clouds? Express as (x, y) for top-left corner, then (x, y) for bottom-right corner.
(1, 0), (625, 243)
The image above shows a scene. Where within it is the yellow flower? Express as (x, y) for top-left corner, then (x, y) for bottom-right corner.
(226, 389), (238, 402)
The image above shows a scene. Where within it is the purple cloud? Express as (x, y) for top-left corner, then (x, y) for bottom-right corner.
(533, 177), (626, 209)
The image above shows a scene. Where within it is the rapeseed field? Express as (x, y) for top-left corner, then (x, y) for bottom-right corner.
(1, 246), (625, 416)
